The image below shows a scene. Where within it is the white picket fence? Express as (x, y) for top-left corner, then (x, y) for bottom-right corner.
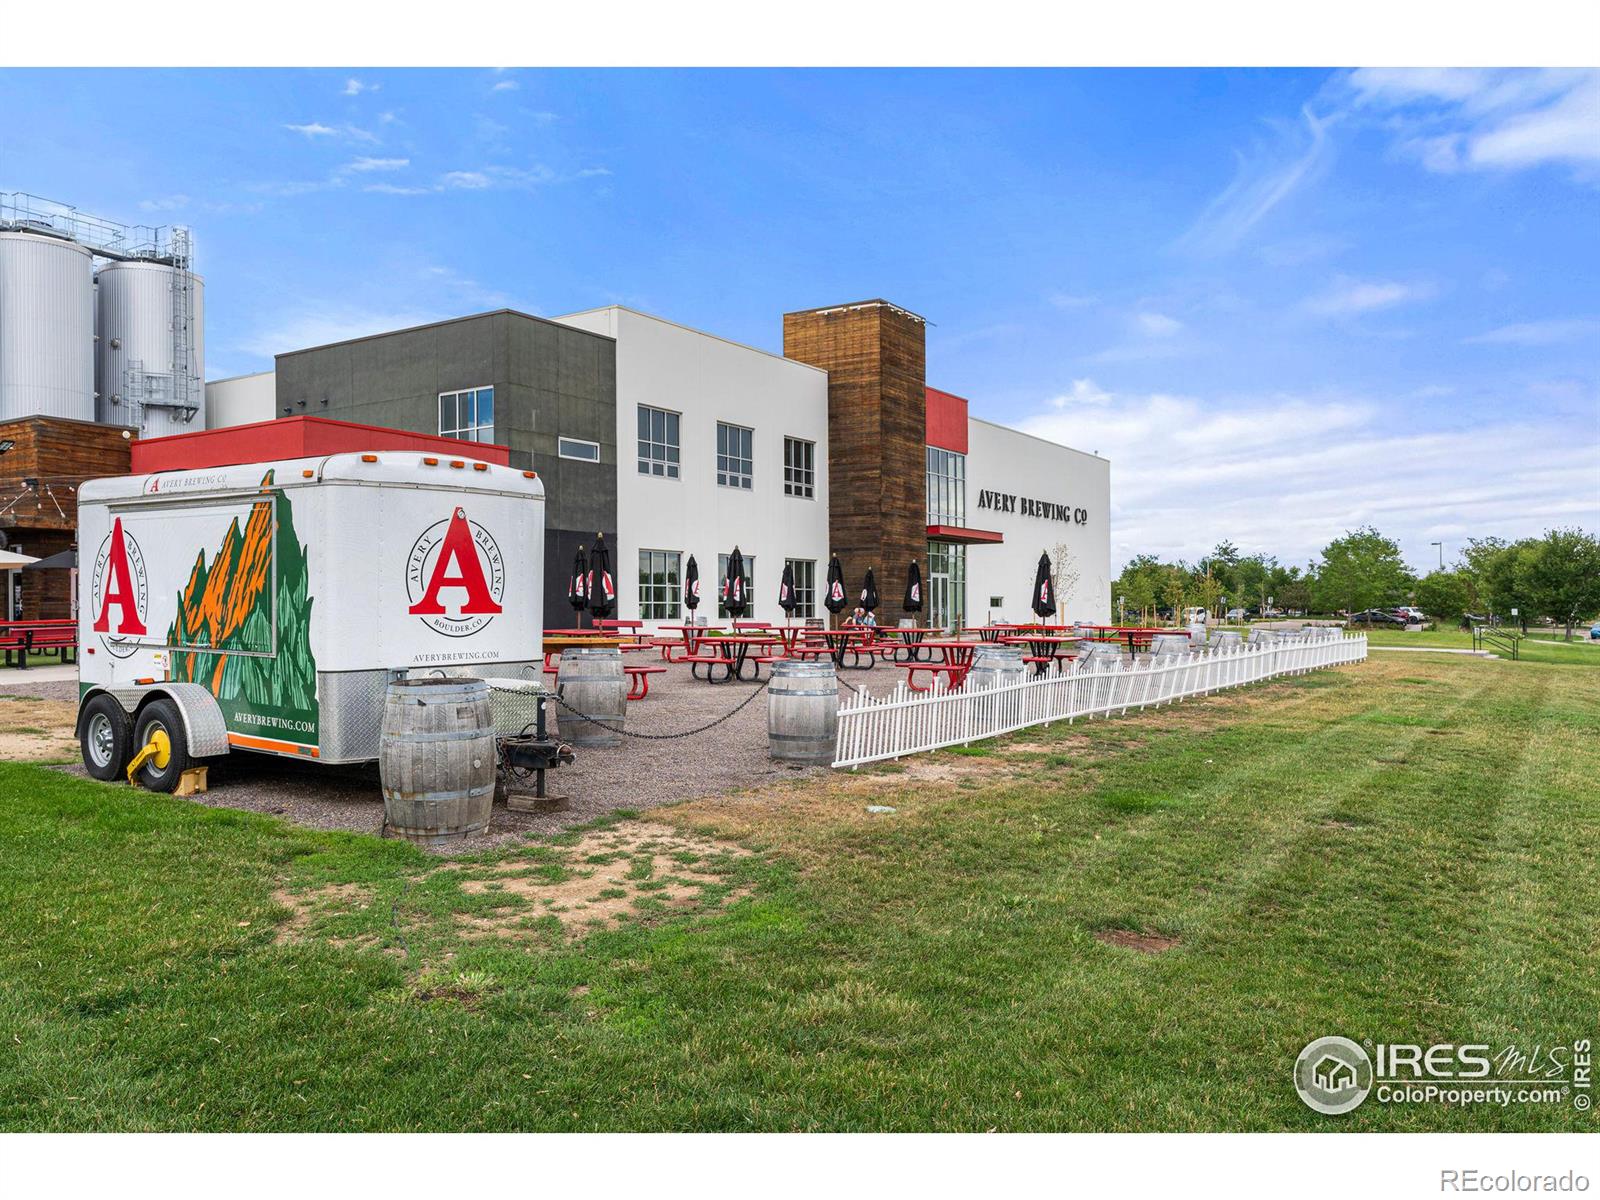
(831, 632), (1368, 769)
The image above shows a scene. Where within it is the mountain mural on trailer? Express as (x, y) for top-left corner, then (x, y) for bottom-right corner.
(165, 470), (318, 746)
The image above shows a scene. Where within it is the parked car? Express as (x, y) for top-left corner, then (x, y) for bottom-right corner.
(1590, 623), (1600, 641)
(1348, 609), (1407, 627)
(1225, 608), (1247, 622)
(1393, 606), (1426, 623)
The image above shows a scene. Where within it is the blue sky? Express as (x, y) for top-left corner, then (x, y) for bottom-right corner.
(1, 67), (1595, 571)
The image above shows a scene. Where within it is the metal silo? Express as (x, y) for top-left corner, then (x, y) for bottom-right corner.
(0, 230), (96, 421)
(95, 257), (205, 436)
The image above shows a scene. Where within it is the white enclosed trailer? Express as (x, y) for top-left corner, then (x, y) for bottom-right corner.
(75, 452), (544, 789)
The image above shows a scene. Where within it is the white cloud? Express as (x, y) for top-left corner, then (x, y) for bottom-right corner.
(1046, 291), (1096, 310)
(1344, 68), (1600, 180)
(241, 305), (449, 358)
(1463, 317), (1600, 346)
(440, 171), (492, 190)
(1136, 311), (1183, 337)
(492, 80), (519, 92)
(1302, 277), (1434, 318)
(365, 183), (434, 196)
(285, 122), (337, 138)
(1017, 384), (1600, 571)
(1176, 106), (1333, 256)
(344, 156), (409, 172)
(1050, 379), (1114, 408)
(342, 78), (378, 96)
(285, 121), (377, 144)
(139, 194), (189, 212)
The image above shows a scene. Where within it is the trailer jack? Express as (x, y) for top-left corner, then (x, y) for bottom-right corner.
(126, 728), (171, 784)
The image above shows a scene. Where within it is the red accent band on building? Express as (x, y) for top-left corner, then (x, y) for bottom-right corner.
(924, 386), (969, 454)
(130, 415), (512, 473)
(927, 524), (1003, 544)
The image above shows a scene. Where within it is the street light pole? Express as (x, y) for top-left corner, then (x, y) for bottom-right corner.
(1430, 541), (1443, 570)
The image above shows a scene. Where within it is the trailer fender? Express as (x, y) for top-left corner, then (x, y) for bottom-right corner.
(78, 683), (231, 759)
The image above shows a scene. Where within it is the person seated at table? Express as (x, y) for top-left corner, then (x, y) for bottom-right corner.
(843, 606), (878, 629)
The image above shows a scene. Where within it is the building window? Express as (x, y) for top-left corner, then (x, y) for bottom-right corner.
(785, 558), (816, 618)
(783, 437), (815, 498)
(637, 406), (680, 478)
(717, 422), (754, 490)
(638, 549), (681, 621)
(926, 446), (966, 526)
(439, 386), (495, 443)
(927, 541), (967, 632)
(717, 553), (755, 619)
(558, 437), (601, 462)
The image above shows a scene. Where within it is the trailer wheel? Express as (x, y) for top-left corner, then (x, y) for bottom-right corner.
(80, 695), (133, 781)
(131, 699), (194, 793)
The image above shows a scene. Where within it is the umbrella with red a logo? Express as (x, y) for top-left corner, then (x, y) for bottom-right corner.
(1032, 551), (1056, 619)
(903, 560), (923, 613)
(824, 554), (848, 615)
(586, 533), (616, 619)
(567, 545), (589, 619)
(778, 560), (798, 616)
(721, 546), (748, 618)
(683, 554), (701, 612)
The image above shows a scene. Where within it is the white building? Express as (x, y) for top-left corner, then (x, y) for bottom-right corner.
(552, 306), (832, 625)
(205, 370), (275, 428)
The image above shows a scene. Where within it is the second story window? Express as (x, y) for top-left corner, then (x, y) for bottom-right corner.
(717, 422), (753, 490)
(927, 446), (966, 526)
(439, 386), (494, 443)
(784, 436), (815, 498)
(638, 405), (680, 478)
(558, 437), (600, 462)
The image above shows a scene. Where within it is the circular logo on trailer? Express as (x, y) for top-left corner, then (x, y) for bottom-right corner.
(406, 507), (506, 638)
(1294, 1037), (1374, 1115)
(89, 517), (149, 659)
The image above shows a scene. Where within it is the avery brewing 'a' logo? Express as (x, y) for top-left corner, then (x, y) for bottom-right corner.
(406, 507), (505, 637)
(90, 517), (149, 659)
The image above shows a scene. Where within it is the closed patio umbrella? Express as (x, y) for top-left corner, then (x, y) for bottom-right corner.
(683, 554), (701, 612)
(721, 546), (748, 617)
(903, 560), (923, 613)
(778, 560), (798, 616)
(860, 567), (880, 613)
(1032, 551), (1056, 619)
(567, 544), (589, 623)
(586, 534), (616, 619)
(22, 548), (75, 571)
(824, 554), (848, 615)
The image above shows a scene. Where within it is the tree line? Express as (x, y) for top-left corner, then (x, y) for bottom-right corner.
(1112, 525), (1600, 639)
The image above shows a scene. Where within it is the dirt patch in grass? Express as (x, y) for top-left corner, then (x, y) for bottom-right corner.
(1094, 927), (1180, 954)
(272, 882), (379, 945)
(0, 698), (79, 763)
(443, 822), (751, 940)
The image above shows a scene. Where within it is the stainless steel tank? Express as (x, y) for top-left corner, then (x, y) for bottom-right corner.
(0, 231), (96, 421)
(95, 259), (205, 436)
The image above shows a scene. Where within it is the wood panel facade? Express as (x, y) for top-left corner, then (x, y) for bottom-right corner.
(0, 416), (135, 619)
(783, 301), (927, 619)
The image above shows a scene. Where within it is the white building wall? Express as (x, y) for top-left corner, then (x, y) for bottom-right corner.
(963, 417), (1111, 625)
(554, 307), (831, 627)
(205, 370), (276, 428)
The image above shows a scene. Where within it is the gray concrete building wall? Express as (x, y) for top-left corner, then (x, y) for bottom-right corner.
(274, 310), (617, 624)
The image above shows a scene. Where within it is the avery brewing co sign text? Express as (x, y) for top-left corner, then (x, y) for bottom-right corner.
(976, 490), (1088, 525)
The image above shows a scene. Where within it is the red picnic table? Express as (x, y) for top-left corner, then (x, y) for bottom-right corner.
(901, 639), (982, 691)
(872, 626), (945, 662)
(999, 633), (1080, 674)
(793, 626), (877, 670)
(684, 632), (784, 683)
(1077, 626), (1189, 654)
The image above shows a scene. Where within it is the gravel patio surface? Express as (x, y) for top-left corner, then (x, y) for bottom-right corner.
(28, 656), (909, 856)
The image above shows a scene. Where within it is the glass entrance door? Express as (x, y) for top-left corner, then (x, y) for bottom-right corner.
(926, 541), (966, 632)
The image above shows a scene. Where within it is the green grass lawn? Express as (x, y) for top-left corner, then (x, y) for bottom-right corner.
(1, 649), (1596, 1131)
(1362, 626), (1600, 665)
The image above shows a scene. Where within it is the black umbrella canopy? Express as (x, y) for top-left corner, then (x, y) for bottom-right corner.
(587, 535), (616, 619)
(778, 560), (798, 614)
(824, 555), (848, 614)
(567, 545), (589, 614)
(903, 560), (923, 613)
(859, 567), (880, 613)
(1032, 551), (1056, 619)
(683, 554), (701, 611)
(23, 548), (77, 571)
(721, 546), (749, 617)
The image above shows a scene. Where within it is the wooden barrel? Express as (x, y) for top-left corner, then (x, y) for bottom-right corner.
(768, 660), (838, 764)
(1212, 630), (1244, 650)
(555, 646), (625, 748)
(379, 677), (496, 845)
(1248, 628), (1279, 646)
(967, 645), (1026, 690)
(1150, 634), (1191, 657)
(1075, 643), (1121, 672)
(1187, 622), (1209, 646)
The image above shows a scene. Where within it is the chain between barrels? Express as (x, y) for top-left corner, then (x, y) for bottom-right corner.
(497, 680), (772, 741)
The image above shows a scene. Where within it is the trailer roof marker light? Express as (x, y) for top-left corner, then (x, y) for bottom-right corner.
(473, 462), (488, 472)
(301, 469), (314, 478)
(422, 456), (439, 466)
(449, 459), (465, 469)
(360, 454), (378, 463)
(522, 470), (537, 479)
